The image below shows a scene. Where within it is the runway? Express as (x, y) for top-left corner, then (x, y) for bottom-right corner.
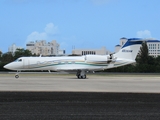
(0, 73), (160, 93)
(0, 73), (160, 119)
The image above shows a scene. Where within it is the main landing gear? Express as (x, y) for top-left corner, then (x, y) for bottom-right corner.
(76, 70), (86, 79)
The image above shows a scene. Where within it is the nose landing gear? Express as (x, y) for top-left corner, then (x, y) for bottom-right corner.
(15, 74), (19, 78)
(15, 71), (20, 79)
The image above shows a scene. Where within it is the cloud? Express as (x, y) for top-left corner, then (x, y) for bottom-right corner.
(26, 23), (58, 42)
(136, 30), (152, 38)
(91, 0), (110, 5)
(26, 31), (47, 41)
(44, 23), (58, 35)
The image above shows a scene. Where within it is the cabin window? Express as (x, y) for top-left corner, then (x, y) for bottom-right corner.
(14, 58), (22, 62)
(18, 59), (22, 62)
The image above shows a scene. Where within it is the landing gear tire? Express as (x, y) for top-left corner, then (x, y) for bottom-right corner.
(82, 75), (86, 79)
(78, 75), (81, 79)
(15, 75), (19, 79)
(77, 75), (86, 79)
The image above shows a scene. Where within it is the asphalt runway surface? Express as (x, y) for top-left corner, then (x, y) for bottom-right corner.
(0, 92), (160, 120)
(0, 73), (160, 119)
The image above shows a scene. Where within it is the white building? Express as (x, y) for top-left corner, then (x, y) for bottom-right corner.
(147, 40), (160, 57)
(115, 37), (127, 53)
(8, 44), (22, 55)
(72, 47), (111, 55)
(26, 40), (65, 56)
(58, 50), (66, 55)
(115, 37), (160, 57)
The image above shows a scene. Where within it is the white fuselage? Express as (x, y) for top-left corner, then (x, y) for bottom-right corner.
(4, 55), (135, 71)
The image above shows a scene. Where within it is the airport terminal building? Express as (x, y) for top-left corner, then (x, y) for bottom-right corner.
(115, 37), (160, 57)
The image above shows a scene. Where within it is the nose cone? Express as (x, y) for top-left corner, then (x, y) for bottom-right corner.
(3, 63), (13, 70)
(4, 64), (9, 70)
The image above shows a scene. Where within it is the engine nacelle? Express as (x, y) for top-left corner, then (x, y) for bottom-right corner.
(85, 55), (107, 62)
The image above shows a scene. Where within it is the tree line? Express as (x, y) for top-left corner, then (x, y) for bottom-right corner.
(1, 42), (160, 72)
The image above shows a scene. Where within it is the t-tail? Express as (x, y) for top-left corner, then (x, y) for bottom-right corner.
(114, 38), (143, 61)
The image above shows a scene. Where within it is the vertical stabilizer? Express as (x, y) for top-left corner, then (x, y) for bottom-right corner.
(114, 38), (143, 60)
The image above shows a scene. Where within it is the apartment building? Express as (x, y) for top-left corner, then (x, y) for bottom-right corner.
(26, 40), (65, 56)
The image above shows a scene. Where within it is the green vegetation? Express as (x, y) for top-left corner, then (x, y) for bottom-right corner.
(14, 48), (32, 60)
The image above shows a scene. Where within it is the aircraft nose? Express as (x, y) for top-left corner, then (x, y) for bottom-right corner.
(4, 64), (12, 70)
(4, 64), (9, 69)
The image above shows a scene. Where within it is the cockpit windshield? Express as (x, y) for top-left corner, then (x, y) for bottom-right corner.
(14, 58), (22, 62)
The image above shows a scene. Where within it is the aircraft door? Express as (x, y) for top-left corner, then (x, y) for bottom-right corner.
(23, 58), (29, 69)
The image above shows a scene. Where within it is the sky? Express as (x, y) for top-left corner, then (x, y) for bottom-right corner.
(0, 0), (160, 54)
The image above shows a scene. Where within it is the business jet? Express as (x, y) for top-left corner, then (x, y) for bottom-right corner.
(4, 38), (143, 79)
